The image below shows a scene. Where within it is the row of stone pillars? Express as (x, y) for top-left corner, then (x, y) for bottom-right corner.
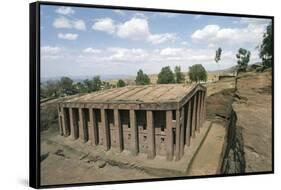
(173, 90), (206, 161)
(57, 90), (206, 161)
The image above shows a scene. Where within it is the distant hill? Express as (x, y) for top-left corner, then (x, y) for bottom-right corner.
(210, 62), (262, 74)
(41, 74), (134, 83)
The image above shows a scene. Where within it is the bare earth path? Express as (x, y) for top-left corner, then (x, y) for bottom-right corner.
(187, 122), (226, 176)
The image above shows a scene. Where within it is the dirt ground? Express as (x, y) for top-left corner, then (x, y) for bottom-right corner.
(187, 121), (226, 176)
(41, 139), (156, 185)
(40, 70), (272, 185)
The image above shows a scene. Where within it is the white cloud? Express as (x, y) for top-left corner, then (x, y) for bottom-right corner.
(55, 6), (75, 15)
(133, 13), (148, 19)
(78, 46), (236, 70)
(107, 48), (148, 62)
(117, 18), (150, 40)
(92, 18), (116, 34)
(58, 33), (78, 40)
(41, 46), (63, 60)
(160, 48), (183, 56)
(191, 18), (270, 47)
(181, 41), (188, 46)
(83, 48), (101, 54)
(41, 46), (61, 54)
(113, 9), (125, 15)
(73, 19), (86, 30)
(250, 49), (261, 63)
(53, 17), (86, 30)
(192, 25), (220, 42)
(43, 44), (262, 77)
(240, 18), (270, 26)
(208, 43), (215, 48)
(53, 17), (72, 28)
(93, 17), (177, 44)
(148, 33), (177, 44)
(154, 12), (178, 18)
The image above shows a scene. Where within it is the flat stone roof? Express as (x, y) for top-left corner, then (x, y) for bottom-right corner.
(56, 84), (206, 110)
(66, 84), (195, 103)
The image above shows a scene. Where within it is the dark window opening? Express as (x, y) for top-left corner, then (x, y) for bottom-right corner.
(154, 111), (166, 129)
(136, 110), (147, 129)
(172, 128), (176, 145)
(172, 110), (176, 120)
(107, 109), (114, 125)
(143, 136), (147, 141)
(143, 124), (147, 130)
(120, 110), (130, 127)
(94, 109), (101, 122)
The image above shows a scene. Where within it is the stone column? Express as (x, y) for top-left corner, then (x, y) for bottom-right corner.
(179, 107), (185, 158)
(61, 107), (68, 136)
(88, 108), (98, 146)
(114, 109), (123, 152)
(175, 109), (181, 161)
(57, 106), (63, 136)
(101, 109), (110, 150)
(69, 108), (78, 139)
(130, 109), (139, 155)
(191, 96), (196, 138)
(186, 101), (192, 146)
(203, 91), (207, 122)
(166, 110), (174, 161)
(196, 91), (201, 132)
(78, 108), (87, 142)
(200, 91), (205, 128)
(147, 110), (155, 159)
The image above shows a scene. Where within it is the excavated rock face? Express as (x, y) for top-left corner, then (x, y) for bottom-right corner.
(221, 110), (245, 174)
(222, 70), (272, 174)
(232, 71), (272, 173)
(206, 88), (235, 121)
(204, 87), (245, 174)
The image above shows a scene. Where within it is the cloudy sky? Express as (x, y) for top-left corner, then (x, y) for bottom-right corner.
(40, 5), (271, 78)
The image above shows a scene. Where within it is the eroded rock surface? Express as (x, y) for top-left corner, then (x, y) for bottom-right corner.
(232, 70), (272, 172)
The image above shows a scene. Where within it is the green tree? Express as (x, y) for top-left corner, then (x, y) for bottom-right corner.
(92, 76), (102, 91)
(60, 77), (74, 95)
(259, 23), (272, 68)
(135, 69), (150, 85)
(215, 47), (223, 78)
(45, 80), (60, 97)
(174, 66), (184, 83)
(117, 79), (126, 87)
(157, 66), (175, 84)
(82, 79), (92, 92)
(40, 84), (47, 99)
(82, 76), (102, 92)
(236, 48), (251, 72)
(215, 47), (222, 64)
(188, 64), (207, 83)
(74, 82), (87, 93)
(102, 81), (111, 90)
